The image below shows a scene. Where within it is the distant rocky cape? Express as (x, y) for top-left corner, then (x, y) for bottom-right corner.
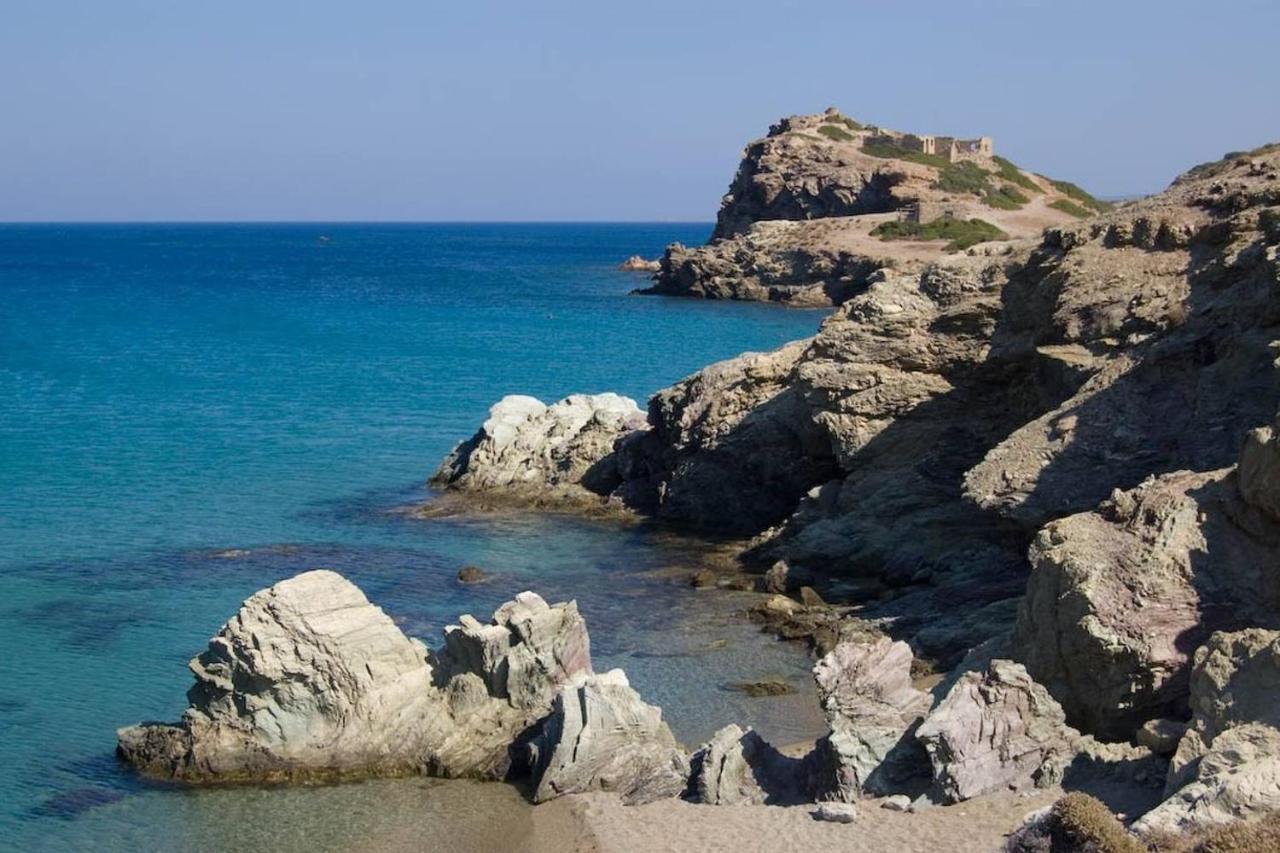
(633, 109), (1108, 307)
(427, 131), (1280, 834)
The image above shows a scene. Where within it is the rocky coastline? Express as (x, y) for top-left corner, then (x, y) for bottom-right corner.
(118, 120), (1280, 848)
(417, 133), (1280, 845)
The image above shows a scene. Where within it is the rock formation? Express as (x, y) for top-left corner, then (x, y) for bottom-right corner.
(640, 109), (1105, 306)
(916, 660), (1080, 803)
(117, 570), (441, 781)
(430, 393), (647, 508)
(117, 571), (656, 792)
(528, 670), (688, 805)
(811, 637), (933, 800)
(690, 723), (810, 805)
(428, 138), (1280, 832)
(1137, 628), (1280, 833)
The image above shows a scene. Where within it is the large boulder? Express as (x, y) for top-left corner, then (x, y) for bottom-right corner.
(811, 637), (933, 800)
(1137, 629), (1280, 833)
(690, 723), (809, 805)
(430, 393), (647, 504)
(117, 572), (594, 783)
(527, 670), (688, 805)
(915, 660), (1080, 803)
(116, 570), (438, 781)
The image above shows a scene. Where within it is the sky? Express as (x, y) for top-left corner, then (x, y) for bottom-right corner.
(1, 0), (1277, 222)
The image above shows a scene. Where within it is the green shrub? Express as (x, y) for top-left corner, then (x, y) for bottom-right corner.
(860, 141), (951, 169)
(935, 161), (993, 195)
(1048, 178), (1111, 212)
(984, 184), (1030, 210)
(1051, 793), (1145, 853)
(993, 156), (1043, 193)
(872, 217), (1008, 251)
(817, 124), (857, 143)
(1050, 198), (1093, 218)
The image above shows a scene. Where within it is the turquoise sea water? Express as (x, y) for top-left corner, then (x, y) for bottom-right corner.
(0, 224), (828, 851)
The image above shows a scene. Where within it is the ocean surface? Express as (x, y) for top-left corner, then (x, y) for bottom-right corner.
(0, 224), (830, 852)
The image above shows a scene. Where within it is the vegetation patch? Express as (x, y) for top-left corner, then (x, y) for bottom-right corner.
(935, 161), (993, 195)
(871, 217), (1008, 251)
(824, 114), (863, 131)
(1049, 178), (1111, 212)
(984, 184), (1030, 210)
(1050, 198), (1093, 219)
(993, 155), (1043, 193)
(860, 141), (951, 170)
(817, 124), (857, 143)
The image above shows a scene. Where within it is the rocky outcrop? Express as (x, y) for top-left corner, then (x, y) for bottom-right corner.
(811, 637), (933, 800)
(690, 723), (811, 805)
(430, 393), (647, 508)
(639, 220), (892, 307)
(916, 660), (1079, 803)
(645, 110), (1098, 306)
(118, 572), (596, 784)
(527, 670), (688, 805)
(116, 570), (439, 781)
(620, 255), (660, 272)
(1137, 629), (1280, 832)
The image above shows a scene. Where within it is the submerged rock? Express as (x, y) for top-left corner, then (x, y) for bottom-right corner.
(528, 670), (688, 805)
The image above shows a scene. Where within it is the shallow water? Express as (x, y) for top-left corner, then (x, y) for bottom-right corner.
(0, 224), (828, 851)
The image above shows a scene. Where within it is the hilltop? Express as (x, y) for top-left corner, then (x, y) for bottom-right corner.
(638, 108), (1111, 306)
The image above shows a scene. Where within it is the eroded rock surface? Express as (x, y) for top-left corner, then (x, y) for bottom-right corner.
(118, 572), (594, 784)
(690, 723), (810, 805)
(916, 660), (1079, 803)
(1137, 628), (1280, 832)
(528, 670), (688, 805)
(430, 393), (647, 506)
(811, 637), (933, 800)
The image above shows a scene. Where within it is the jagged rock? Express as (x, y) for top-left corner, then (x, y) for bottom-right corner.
(762, 559), (812, 594)
(1015, 463), (1280, 740)
(640, 221), (891, 307)
(811, 637), (933, 800)
(915, 660), (1080, 803)
(1138, 722), (1280, 834)
(431, 393), (647, 505)
(619, 255), (660, 272)
(528, 670), (688, 805)
(118, 572), (594, 784)
(1239, 417), (1280, 521)
(1132, 627), (1280, 836)
(116, 570), (439, 780)
(690, 723), (811, 805)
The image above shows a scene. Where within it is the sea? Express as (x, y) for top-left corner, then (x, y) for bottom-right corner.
(0, 223), (830, 852)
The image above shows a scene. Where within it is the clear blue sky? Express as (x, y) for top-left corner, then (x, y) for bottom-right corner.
(2, 0), (1276, 221)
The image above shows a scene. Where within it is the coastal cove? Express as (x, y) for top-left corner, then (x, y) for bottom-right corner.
(0, 224), (829, 851)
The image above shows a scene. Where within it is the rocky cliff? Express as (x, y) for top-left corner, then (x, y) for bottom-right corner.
(636, 109), (1111, 306)
(438, 141), (1280, 752)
